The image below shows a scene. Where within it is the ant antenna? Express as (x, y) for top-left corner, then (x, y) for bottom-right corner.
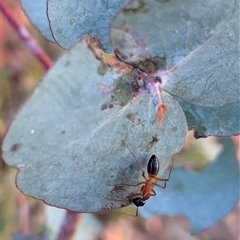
(121, 140), (145, 174)
(132, 206), (139, 217)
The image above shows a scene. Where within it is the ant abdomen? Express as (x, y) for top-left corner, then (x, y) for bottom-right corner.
(147, 155), (159, 177)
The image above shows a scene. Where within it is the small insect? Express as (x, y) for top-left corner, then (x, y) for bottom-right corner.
(121, 140), (174, 215)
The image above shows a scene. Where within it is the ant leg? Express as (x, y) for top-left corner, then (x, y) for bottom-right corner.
(152, 181), (166, 189)
(153, 158), (174, 182)
(150, 188), (156, 196)
(120, 208), (139, 217)
(152, 158), (174, 188)
(109, 181), (145, 187)
(105, 192), (141, 205)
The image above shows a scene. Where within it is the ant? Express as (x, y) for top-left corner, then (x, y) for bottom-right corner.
(121, 140), (174, 215)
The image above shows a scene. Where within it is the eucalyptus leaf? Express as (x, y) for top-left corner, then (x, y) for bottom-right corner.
(21, 0), (54, 41)
(163, 12), (239, 108)
(174, 96), (240, 137)
(47, 0), (129, 52)
(2, 41), (187, 212)
(111, 0), (236, 69)
(139, 139), (239, 233)
(110, 0), (239, 107)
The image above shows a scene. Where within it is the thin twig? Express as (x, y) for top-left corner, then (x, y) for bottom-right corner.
(17, 191), (30, 234)
(55, 211), (82, 240)
(0, 0), (52, 70)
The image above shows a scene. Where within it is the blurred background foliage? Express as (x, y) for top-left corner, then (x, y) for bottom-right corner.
(0, 1), (239, 240)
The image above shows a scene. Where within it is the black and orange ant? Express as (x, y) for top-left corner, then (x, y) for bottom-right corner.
(121, 140), (174, 215)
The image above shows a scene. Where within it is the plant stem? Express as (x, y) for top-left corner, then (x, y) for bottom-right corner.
(0, 0), (52, 70)
(55, 211), (82, 240)
(17, 191), (30, 234)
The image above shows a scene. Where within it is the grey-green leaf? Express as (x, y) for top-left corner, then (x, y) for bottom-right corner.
(174, 96), (240, 137)
(21, 0), (54, 41)
(2, 41), (187, 212)
(164, 12), (239, 108)
(47, 0), (129, 52)
(110, 0), (239, 136)
(111, 0), (235, 69)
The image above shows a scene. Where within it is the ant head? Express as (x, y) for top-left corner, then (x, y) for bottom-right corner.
(132, 197), (146, 207)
